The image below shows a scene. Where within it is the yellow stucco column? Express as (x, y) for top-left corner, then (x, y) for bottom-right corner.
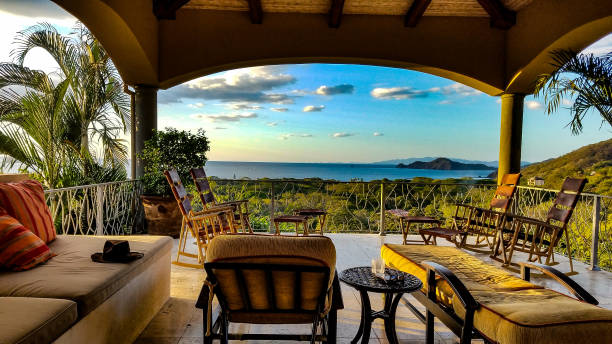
(133, 85), (158, 178)
(497, 93), (524, 184)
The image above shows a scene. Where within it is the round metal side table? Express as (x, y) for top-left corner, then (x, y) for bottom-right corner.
(339, 266), (422, 344)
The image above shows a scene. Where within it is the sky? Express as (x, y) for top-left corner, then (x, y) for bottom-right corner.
(0, 1), (611, 164)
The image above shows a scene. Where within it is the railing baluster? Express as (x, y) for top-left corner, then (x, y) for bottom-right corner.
(96, 184), (104, 235)
(590, 196), (601, 271)
(379, 182), (386, 235)
(269, 181), (275, 234)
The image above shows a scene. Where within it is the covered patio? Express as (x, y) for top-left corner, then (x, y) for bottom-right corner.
(31, 0), (612, 343)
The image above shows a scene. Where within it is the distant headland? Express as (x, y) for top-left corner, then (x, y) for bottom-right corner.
(397, 158), (495, 170)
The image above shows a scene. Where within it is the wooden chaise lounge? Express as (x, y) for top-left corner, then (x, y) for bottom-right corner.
(381, 244), (612, 344)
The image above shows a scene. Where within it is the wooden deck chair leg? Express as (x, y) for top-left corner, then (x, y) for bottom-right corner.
(175, 218), (187, 263)
(564, 229), (574, 273)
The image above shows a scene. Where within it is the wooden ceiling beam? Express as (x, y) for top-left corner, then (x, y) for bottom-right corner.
(247, 0), (263, 24)
(152, 0), (190, 20)
(329, 0), (346, 28)
(405, 0), (432, 27)
(476, 0), (516, 30)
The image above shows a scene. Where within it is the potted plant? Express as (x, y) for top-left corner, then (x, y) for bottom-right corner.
(139, 128), (210, 237)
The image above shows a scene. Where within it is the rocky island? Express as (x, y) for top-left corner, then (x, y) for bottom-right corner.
(397, 157), (495, 170)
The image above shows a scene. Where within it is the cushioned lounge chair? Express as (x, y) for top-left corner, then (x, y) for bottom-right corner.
(381, 243), (612, 344)
(196, 234), (343, 343)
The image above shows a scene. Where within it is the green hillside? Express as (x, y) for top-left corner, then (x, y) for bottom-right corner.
(520, 138), (612, 195)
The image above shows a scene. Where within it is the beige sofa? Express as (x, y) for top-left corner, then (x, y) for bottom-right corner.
(0, 235), (172, 344)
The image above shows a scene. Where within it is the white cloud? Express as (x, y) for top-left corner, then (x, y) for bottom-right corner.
(303, 105), (325, 112)
(228, 103), (261, 110)
(440, 83), (483, 97)
(373, 132), (384, 136)
(279, 133), (313, 140)
(188, 102), (205, 108)
(562, 98), (573, 106)
(581, 33), (612, 56)
(214, 127), (228, 130)
(526, 100), (543, 110)
(370, 87), (427, 100)
(315, 84), (355, 96)
(438, 100), (452, 105)
(270, 107), (288, 112)
(191, 112), (258, 122)
(267, 121), (279, 127)
(158, 66), (297, 104)
(332, 132), (354, 138)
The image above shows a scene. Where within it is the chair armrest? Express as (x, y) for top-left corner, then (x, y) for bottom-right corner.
(422, 261), (479, 311)
(196, 205), (235, 214)
(519, 262), (598, 305)
(190, 211), (226, 221)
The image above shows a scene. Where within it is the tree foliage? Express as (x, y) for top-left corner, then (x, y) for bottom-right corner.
(0, 23), (129, 188)
(140, 128), (210, 196)
(534, 49), (612, 134)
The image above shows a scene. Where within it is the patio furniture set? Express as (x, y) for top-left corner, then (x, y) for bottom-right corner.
(181, 171), (612, 344)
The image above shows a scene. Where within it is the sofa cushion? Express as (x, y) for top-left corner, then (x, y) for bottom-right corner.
(0, 235), (172, 317)
(0, 297), (77, 344)
(0, 180), (56, 243)
(0, 211), (55, 271)
(381, 244), (540, 306)
(452, 288), (612, 344)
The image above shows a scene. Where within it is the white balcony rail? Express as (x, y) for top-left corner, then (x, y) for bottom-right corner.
(44, 180), (143, 236)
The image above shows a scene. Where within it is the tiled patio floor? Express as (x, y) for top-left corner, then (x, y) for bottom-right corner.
(135, 233), (612, 344)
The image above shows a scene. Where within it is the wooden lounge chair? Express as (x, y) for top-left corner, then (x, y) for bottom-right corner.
(419, 173), (520, 248)
(493, 177), (586, 272)
(196, 234), (343, 344)
(190, 167), (252, 233)
(165, 168), (235, 268)
(381, 243), (612, 344)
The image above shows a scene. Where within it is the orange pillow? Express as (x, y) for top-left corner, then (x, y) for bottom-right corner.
(0, 211), (55, 271)
(0, 180), (56, 243)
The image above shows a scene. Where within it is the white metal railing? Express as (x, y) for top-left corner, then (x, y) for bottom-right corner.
(45, 180), (143, 236)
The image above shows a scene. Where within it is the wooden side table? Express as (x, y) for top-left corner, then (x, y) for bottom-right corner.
(386, 209), (441, 245)
(293, 208), (327, 235)
(272, 215), (309, 235)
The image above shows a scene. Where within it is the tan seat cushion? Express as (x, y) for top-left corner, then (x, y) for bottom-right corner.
(452, 289), (612, 344)
(381, 244), (540, 306)
(206, 234), (336, 322)
(0, 235), (172, 317)
(0, 297), (77, 344)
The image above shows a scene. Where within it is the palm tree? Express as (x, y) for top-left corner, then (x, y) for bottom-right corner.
(533, 49), (612, 134)
(0, 23), (129, 187)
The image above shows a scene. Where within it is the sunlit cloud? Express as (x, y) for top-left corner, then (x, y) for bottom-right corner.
(303, 105), (325, 112)
(228, 103), (262, 110)
(271, 107), (288, 112)
(526, 100), (543, 110)
(191, 112), (258, 122)
(279, 133), (313, 140)
(267, 121), (280, 127)
(440, 83), (483, 97)
(158, 66), (297, 104)
(371, 87), (428, 100)
(373, 132), (384, 136)
(214, 127), (228, 130)
(315, 84), (355, 96)
(188, 102), (205, 108)
(332, 132), (354, 138)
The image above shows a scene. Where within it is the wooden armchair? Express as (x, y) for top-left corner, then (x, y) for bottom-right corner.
(493, 177), (586, 272)
(196, 234), (343, 344)
(190, 167), (252, 233)
(419, 173), (520, 248)
(165, 169), (235, 268)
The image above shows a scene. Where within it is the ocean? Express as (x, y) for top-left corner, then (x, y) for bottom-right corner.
(204, 161), (493, 181)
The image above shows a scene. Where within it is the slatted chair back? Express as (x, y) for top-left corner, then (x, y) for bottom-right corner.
(165, 169), (193, 217)
(489, 173), (521, 211)
(190, 167), (217, 208)
(546, 177), (586, 227)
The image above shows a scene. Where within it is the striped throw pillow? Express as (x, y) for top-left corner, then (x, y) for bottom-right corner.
(0, 211), (55, 271)
(0, 180), (56, 243)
